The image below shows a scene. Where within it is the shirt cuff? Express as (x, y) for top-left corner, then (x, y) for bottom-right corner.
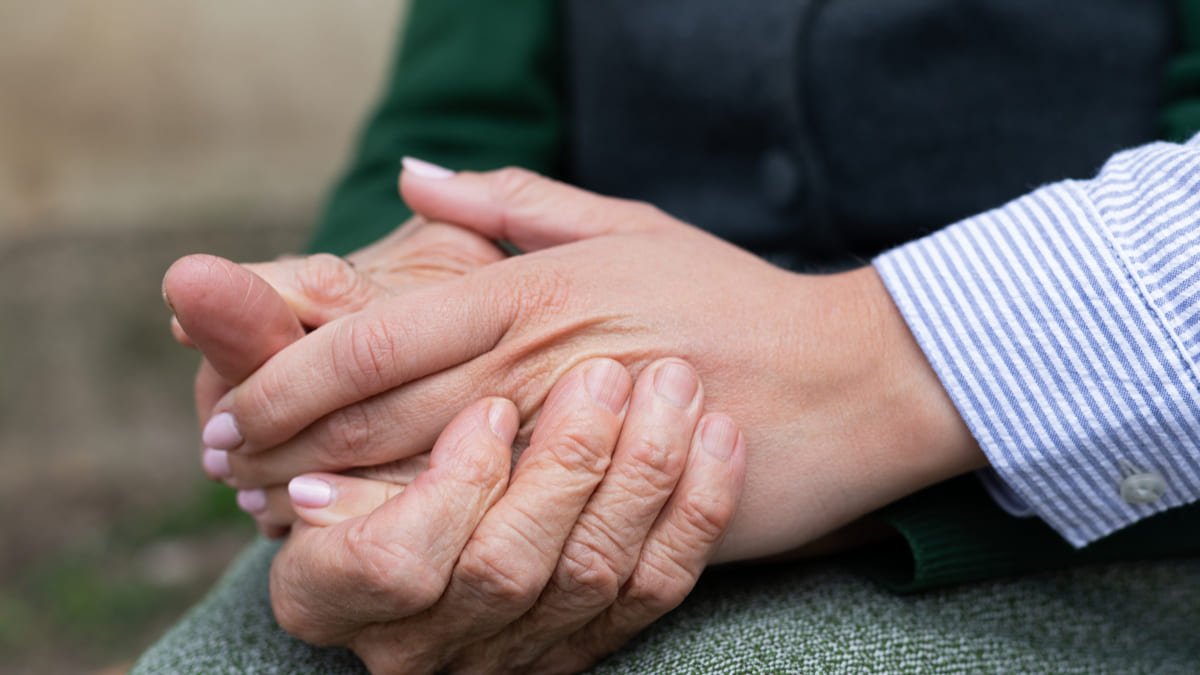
(873, 146), (1200, 547)
(976, 469), (1034, 518)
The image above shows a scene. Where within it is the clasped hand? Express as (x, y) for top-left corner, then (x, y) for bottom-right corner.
(166, 165), (981, 673)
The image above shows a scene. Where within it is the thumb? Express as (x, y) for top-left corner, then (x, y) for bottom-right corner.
(164, 254), (305, 384)
(399, 158), (666, 252)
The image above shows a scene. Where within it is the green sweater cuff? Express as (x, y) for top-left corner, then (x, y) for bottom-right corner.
(861, 476), (1200, 593)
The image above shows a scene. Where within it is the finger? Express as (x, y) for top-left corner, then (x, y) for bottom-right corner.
(234, 485), (295, 535)
(400, 160), (667, 252)
(348, 217), (505, 275)
(221, 369), (476, 487)
(269, 397), (517, 645)
(197, 361), (238, 483)
(168, 254), (309, 483)
(243, 220), (505, 329)
(164, 254), (305, 384)
(194, 359), (228, 429)
(538, 413), (746, 673)
(287, 473), (408, 527)
(469, 359), (703, 669)
(243, 254), (387, 329)
(283, 454), (430, 527)
(169, 315), (195, 348)
(209, 273), (516, 453)
(382, 359), (632, 673)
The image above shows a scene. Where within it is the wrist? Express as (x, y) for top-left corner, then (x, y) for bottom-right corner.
(853, 264), (985, 485)
(719, 265), (983, 562)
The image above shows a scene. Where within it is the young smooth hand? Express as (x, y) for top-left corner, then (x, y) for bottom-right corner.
(202, 165), (985, 561)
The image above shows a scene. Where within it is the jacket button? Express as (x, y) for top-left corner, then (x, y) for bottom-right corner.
(1120, 471), (1166, 505)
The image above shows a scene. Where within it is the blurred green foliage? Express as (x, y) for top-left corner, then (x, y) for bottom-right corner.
(0, 481), (254, 669)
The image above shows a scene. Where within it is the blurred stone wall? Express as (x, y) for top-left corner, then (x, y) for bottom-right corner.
(0, 1), (404, 237)
(0, 5), (406, 669)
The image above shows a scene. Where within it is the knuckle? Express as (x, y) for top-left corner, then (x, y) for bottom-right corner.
(503, 261), (574, 325)
(404, 224), (504, 272)
(553, 537), (622, 607)
(345, 521), (443, 611)
(623, 555), (689, 617)
(299, 253), (371, 310)
(320, 402), (375, 464)
(621, 434), (686, 495)
(545, 428), (612, 477)
(443, 436), (507, 491)
(677, 489), (737, 545)
(334, 315), (401, 395)
(491, 166), (541, 205)
(456, 537), (544, 608)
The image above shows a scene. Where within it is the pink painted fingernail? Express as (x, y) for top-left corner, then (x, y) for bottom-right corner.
(237, 489), (268, 514)
(201, 448), (231, 478)
(202, 412), (242, 450)
(701, 415), (737, 462)
(654, 361), (698, 407)
(585, 360), (629, 414)
(402, 156), (455, 180)
(289, 476), (333, 509)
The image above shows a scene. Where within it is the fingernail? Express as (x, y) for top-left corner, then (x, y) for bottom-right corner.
(289, 476), (333, 509)
(654, 361), (697, 407)
(488, 400), (517, 442)
(402, 156), (455, 180)
(585, 360), (628, 414)
(161, 285), (175, 313)
(237, 489), (268, 514)
(701, 416), (737, 462)
(201, 448), (230, 478)
(202, 412), (242, 450)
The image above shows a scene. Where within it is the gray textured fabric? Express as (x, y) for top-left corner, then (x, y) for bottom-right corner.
(564, 0), (1171, 262)
(134, 539), (1200, 673)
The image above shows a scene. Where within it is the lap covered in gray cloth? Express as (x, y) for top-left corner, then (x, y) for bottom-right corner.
(133, 539), (1200, 674)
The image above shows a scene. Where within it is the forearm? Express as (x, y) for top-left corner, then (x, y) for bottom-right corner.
(726, 135), (1200, 559)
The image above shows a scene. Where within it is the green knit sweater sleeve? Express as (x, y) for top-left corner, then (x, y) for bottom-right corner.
(861, 477), (1200, 593)
(309, 0), (562, 255)
(1163, 0), (1200, 140)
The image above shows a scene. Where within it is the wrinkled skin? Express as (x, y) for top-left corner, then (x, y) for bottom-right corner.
(166, 165), (981, 673)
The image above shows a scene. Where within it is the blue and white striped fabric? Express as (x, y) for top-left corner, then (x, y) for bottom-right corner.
(874, 135), (1200, 548)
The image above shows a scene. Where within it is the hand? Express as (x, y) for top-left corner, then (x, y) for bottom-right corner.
(208, 166), (984, 560)
(271, 357), (747, 674)
(164, 217), (505, 534)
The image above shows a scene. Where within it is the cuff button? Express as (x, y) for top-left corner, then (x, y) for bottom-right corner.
(1120, 472), (1166, 505)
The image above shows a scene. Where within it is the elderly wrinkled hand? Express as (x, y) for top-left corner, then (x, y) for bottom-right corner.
(270, 357), (746, 674)
(164, 216), (505, 535)
(201, 165), (982, 561)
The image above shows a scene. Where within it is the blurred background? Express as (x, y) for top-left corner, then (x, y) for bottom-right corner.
(0, 2), (406, 671)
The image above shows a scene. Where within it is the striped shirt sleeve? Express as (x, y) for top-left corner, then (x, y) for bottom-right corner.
(873, 135), (1200, 548)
